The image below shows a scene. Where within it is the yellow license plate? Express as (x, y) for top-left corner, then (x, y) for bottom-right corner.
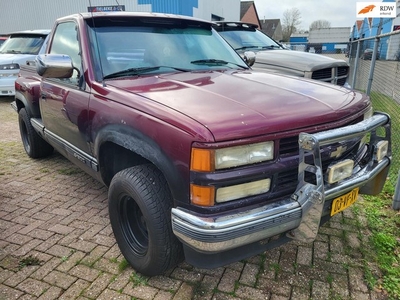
(330, 188), (359, 216)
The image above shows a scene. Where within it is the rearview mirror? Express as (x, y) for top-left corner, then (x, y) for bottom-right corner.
(36, 54), (73, 78)
(243, 51), (256, 67)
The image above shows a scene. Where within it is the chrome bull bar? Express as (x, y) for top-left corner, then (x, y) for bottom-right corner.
(288, 112), (391, 242)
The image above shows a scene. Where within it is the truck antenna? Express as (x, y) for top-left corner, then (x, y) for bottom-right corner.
(89, 0), (106, 87)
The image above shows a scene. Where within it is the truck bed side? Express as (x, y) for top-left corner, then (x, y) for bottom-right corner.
(14, 62), (42, 118)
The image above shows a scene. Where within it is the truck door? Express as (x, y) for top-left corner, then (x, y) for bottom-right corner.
(40, 21), (92, 156)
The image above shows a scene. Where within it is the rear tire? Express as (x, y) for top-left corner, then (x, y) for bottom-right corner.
(108, 164), (183, 276)
(18, 108), (53, 158)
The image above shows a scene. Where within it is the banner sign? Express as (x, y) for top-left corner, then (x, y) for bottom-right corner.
(356, 2), (397, 18)
(88, 5), (125, 12)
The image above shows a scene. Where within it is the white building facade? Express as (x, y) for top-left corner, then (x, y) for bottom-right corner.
(0, 0), (240, 33)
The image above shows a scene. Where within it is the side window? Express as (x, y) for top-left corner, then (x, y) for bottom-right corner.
(50, 22), (81, 85)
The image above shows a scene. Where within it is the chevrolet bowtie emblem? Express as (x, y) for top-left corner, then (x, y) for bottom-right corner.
(330, 145), (347, 158)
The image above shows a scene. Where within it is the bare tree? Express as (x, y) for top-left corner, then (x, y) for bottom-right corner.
(310, 20), (331, 29)
(281, 8), (302, 42)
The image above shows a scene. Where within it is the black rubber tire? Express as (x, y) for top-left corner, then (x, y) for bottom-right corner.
(108, 164), (183, 276)
(18, 108), (53, 158)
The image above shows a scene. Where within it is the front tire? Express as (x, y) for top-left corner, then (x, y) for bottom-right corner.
(108, 164), (183, 276)
(18, 108), (53, 158)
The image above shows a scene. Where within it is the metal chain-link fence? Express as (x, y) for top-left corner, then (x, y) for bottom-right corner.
(347, 29), (400, 208)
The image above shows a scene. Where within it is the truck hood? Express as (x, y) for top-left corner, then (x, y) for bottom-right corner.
(0, 54), (36, 66)
(106, 70), (367, 141)
(253, 50), (348, 72)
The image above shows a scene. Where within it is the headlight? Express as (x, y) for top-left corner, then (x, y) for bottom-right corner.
(190, 178), (271, 206)
(191, 141), (274, 172)
(374, 140), (389, 162)
(0, 63), (19, 70)
(216, 178), (271, 203)
(326, 159), (354, 184)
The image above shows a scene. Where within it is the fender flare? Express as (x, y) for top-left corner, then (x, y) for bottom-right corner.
(93, 124), (188, 204)
(14, 91), (41, 118)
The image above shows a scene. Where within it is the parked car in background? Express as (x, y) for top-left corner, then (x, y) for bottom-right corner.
(0, 36), (8, 47)
(0, 29), (50, 96)
(213, 22), (350, 87)
(361, 48), (379, 60)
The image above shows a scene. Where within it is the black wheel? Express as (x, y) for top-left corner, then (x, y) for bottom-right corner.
(18, 108), (53, 158)
(108, 164), (183, 276)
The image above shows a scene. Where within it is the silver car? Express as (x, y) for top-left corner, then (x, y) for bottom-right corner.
(213, 22), (350, 87)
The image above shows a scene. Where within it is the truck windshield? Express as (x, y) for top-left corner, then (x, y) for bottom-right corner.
(217, 28), (283, 52)
(87, 19), (248, 79)
(0, 35), (46, 55)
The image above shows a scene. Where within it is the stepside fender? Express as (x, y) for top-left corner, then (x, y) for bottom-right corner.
(14, 75), (42, 117)
(93, 124), (188, 204)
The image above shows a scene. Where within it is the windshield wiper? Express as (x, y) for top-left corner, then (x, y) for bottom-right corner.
(103, 66), (190, 80)
(234, 46), (258, 51)
(6, 50), (22, 54)
(190, 59), (247, 69)
(261, 45), (282, 49)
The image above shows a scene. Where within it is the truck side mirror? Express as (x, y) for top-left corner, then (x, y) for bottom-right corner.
(36, 54), (74, 78)
(243, 51), (256, 67)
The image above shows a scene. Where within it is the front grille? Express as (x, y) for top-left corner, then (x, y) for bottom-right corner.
(311, 66), (349, 86)
(274, 115), (365, 195)
(311, 68), (332, 81)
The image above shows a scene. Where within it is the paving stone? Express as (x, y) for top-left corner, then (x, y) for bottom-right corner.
(217, 268), (241, 294)
(171, 267), (203, 283)
(0, 283), (24, 300)
(83, 272), (114, 299)
(17, 278), (51, 297)
(13, 239), (43, 257)
(239, 263), (259, 286)
(154, 290), (174, 300)
(37, 286), (63, 300)
(148, 275), (182, 291)
(96, 288), (131, 300)
(3, 265), (39, 287)
(296, 246), (312, 266)
(291, 285), (310, 300)
(257, 276), (291, 297)
(330, 235), (345, 254)
(69, 264), (101, 282)
(42, 270), (77, 289)
(172, 282), (193, 300)
(47, 224), (74, 235)
(193, 274), (219, 300)
(124, 284), (160, 300)
(311, 280), (330, 299)
(348, 267), (369, 293)
(235, 285), (269, 300)
(57, 278), (90, 300)
(93, 257), (120, 275)
(31, 257), (62, 281)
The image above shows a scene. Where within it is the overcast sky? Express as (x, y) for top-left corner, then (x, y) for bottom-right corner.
(252, 0), (375, 30)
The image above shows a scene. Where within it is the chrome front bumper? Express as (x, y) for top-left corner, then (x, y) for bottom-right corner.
(171, 113), (391, 253)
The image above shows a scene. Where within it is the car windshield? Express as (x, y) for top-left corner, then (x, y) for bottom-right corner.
(217, 28), (283, 52)
(87, 18), (248, 80)
(0, 35), (46, 54)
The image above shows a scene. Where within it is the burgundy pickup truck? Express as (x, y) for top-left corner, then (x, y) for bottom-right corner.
(12, 12), (391, 276)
